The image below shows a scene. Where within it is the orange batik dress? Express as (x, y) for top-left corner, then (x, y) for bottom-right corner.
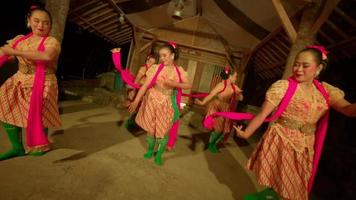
(135, 64), (188, 139)
(0, 35), (62, 130)
(247, 80), (345, 200)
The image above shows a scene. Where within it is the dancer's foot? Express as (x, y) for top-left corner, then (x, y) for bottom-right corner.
(0, 148), (25, 161)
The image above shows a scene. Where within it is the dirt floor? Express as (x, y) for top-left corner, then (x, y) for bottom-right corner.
(0, 100), (264, 200)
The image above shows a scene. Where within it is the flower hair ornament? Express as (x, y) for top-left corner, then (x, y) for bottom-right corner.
(306, 45), (329, 60)
(168, 41), (177, 49)
(224, 66), (231, 74)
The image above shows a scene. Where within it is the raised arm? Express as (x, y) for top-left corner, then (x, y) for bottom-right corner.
(195, 83), (223, 106)
(331, 99), (356, 117)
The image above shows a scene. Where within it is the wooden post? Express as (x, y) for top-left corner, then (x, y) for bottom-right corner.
(281, 0), (323, 78)
(45, 0), (70, 43)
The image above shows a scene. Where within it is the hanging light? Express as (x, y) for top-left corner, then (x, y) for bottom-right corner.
(172, 0), (185, 20)
(119, 13), (125, 24)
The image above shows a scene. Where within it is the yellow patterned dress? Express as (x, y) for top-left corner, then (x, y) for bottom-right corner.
(246, 80), (345, 200)
(135, 65), (188, 138)
(206, 84), (240, 134)
(0, 35), (62, 128)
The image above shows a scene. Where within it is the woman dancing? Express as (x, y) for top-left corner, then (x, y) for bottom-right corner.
(125, 54), (156, 130)
(195, 67), (243, 153)
(0, 6), (61, 160)
(128, 42), (191, 166)
(233, 46), (356, 200)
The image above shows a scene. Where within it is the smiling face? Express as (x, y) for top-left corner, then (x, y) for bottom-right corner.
(28, 10), (51, 37)
(293, 51), (322, 83)
(145, 57), (156, 67)
(159, 47), (174, 65)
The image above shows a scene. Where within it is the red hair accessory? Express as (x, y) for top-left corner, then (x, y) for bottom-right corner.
(168, 41), (177, 49)
(30, 5), (39, 9)
(224, 66), (230, 74)
(306, 45), (329, 60)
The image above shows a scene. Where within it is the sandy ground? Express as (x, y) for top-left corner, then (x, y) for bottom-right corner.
(0, 100), (264, 200)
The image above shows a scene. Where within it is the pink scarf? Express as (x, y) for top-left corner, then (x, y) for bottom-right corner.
(0, 33), (49, 151)
(203, 77), (330, 193)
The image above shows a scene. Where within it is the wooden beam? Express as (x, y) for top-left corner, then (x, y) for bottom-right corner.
(139, 41), (154, 52)
(272, 0), (297, 42)
(69, 0), (100, 14)
(104, 25), (130, 35)
(111, 32), (132, 41)
(106, 27), (130, 36)
(318, 30), (335, 44)
(107, 28), (131, 37)
(269, 40), (289, 57)
(325, 20), (349, 39)
(79, 9), (114, 26)
(274, 36), (291, 52)
(263, 44), (285, 61)
(75, 14), (117, 44)
(142, 36), (242, 59)
(259, 48), (279, 63)
(334, 7), (356, 27)
(310, 0), (341, 35)
(80, 3), (108, 17)
(328, 35), (356, 49)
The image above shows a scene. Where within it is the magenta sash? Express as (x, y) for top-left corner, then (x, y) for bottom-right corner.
(203, 77), (330, 193)
(0, 33), (50, 151)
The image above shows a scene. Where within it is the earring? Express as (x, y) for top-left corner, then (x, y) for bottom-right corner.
(171, 55), (174, 60)
(315, 71), (320, 77)
(27, 23), (30, 28)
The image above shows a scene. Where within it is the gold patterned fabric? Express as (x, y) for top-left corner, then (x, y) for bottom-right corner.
(0, 35), (61, 128)
(247, 80), (345, 200)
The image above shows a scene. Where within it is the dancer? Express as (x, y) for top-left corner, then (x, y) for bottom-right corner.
(195, 67), (243, 153)
(128, 42), (191, 166)
(230, 46), (356, 200)
(125, 54), (156, 131)
(0, 6), (61, 160)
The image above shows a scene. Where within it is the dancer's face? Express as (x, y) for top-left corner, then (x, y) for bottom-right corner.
(28, 10), (51, 37)
(146, 57), (156, 67)
(292, 51), (322, 83)
(229, 72), (238, 83)
(159, 48), (174, 65)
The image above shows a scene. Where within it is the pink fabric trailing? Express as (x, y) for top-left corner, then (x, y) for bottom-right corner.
(203, 77), (330, 193)
(112, 51), (140, 89)
(203, 77), (298, 129)
(166, 64), (183, 149)
(26, 36), (50, 150)
(308, 80), (330, 192)
(0, 33), (50, 150)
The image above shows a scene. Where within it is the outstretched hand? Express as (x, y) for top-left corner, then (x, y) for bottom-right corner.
(0, 46), (16, 56)
(233, 125), (248, 139)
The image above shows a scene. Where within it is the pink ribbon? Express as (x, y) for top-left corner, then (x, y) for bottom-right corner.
(26, 36), (49, 149)
(203, 77), (330, 193)
(0, 33), (50, 151)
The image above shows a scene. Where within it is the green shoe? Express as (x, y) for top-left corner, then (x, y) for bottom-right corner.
(154, 136), (168, 166)
(143, 136), (155, 159)
(28, 151), (46, 156)
(27, 128), (50, 157)
(244, 188), (279, 200)
(208, 132), (223, 154)
(125, 113), (138, 131)
(0, 123), (25, 161)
